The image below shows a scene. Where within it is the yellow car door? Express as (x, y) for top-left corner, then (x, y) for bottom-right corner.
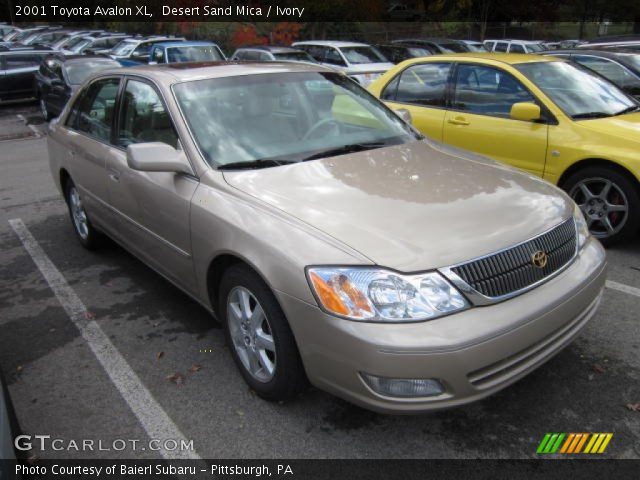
(377, 62), (452, 141)
(442, 63), (548, 176)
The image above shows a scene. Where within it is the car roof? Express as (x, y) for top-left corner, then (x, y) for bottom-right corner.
(540, 48), (639, 58)
(293, 40), (371, 48)
(399, 52), (562, 65)
(236, 45), (303, 53)
(50, 54), (121, 64)
(153, 41), (218, 48)
(97, 61), (334, 84)
(395, 38), (463, 43)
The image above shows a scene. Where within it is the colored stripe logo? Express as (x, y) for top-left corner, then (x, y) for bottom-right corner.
(537, 433), (613, 454)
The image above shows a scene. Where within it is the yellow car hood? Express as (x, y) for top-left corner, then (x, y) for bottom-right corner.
(577, 112), (640, 144)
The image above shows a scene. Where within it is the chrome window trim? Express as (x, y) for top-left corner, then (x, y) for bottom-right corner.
(439, 218), (578, 306)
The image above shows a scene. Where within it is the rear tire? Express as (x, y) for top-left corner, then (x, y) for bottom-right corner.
(219, 264), (307, 401)
(562, 166), (640, 246)
(64, 179), (100, 250)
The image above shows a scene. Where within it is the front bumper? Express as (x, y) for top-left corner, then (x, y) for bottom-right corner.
(278, 238), (606, 413)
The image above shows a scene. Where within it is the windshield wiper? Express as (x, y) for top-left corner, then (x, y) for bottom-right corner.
(614, 105), (640, 116)
(217, 158), (296, 171)
(571, 112), (613, 119)
(301, 142), (389, 162)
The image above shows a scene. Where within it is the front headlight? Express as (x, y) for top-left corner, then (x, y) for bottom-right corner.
(306, 267), (469, 322)
(574, 204), (590, 250)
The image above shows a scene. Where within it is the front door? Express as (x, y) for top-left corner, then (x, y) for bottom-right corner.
(380, 62), (452, 141)
(106, 78), (198, 292)
(442, 63), (548, 176)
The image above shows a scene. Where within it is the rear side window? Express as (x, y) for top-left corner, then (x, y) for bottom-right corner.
(452, 64), (535, 117)
(494, 42), (508, 52)
(5, 54), (40, 70)
(117, 80), (178, 148)
(509, 44), (526, 53)
(324, 48), (346, 66)
(67, 78), (120, 142)
(387, 63), (451, 106)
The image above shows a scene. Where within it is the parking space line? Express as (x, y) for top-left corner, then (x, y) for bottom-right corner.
(8, 218), (201, 460)
(605, 280), (640, 298)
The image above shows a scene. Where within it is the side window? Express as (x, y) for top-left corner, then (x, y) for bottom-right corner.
(572, 56), (636, 87)
(381, 75), (400, 100)
(5, 54), (39, 70)
(453, 64), (535, 117)
(393, 63), (451, 106)
(132, 43), (151, 58)
(68, 78), (120, 142)
(494, 42), (508, 53)
(152, 48), (165, 63)
(258, 52), (271, 61)
(324, 48), (346, 66)
(509, 44), (526, 53)
(117, 80), (179, 148)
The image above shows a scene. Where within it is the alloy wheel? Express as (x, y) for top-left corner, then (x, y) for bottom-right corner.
(569, 177), (628, 239)
(69, 186), (89, 240)
(226, 286), (276, 383)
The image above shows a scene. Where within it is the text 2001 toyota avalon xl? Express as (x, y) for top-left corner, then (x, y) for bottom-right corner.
(47, 62), (606, 413)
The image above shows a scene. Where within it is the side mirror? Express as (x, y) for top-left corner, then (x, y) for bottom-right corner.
(126, 142), (193, 175)
(510, 102), (541, 122)
(395, 108), (412, 124)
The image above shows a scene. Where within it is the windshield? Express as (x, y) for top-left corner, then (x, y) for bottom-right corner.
(340, 47), (388, 64)
(71, 39), (91, 52)
(625, 54), (640, 70)
(516, 61), (636, 118)
(466, 43), (487, 52)
(111, 41), (137, 56)
(273, 51), (316, 62)
(173, 72), (418, 168)
(526, 43), (545, 52)
(12, 30), (35, 42)
(64, 60), (121, 85)
(407, 47), (431, 57)
(437, 42), (468, 53)
(64, 36), (87, 49)
(166, 45), (223, 63)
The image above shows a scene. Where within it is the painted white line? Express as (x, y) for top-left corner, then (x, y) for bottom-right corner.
(8, 218), (201, 460)
(27, 124), (41, 137)
(606, 280), (640, 298)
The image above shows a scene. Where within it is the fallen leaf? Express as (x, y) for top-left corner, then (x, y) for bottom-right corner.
(166, 373), (184, 386)
(16, 365), (22, 372)
(188, 364), (201, 373)
(84, 311), (96, 320)
(592, 364), (606, 374)
(156, 351), (164, 360)
(626, 403), (640, 412)
(236, 410), (244, 416)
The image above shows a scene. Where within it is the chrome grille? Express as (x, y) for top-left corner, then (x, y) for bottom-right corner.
(451, 218), (576, 299)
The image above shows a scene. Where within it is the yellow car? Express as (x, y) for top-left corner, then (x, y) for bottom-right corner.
(368, 53), (640, 245)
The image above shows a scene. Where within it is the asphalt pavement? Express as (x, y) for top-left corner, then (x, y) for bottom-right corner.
(0, 102), (638, 460)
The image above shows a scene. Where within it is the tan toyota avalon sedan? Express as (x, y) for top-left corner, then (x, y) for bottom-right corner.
(48, 62), (606, 413)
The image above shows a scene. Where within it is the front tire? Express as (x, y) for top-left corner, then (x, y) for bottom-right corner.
(219, 264), (307, 401)
(64, 179), (100, 250)
(40, 97), (51, 121)
(563, 166), (640, 246)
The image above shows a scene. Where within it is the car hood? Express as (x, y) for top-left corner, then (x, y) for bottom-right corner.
(576, 111), (640, 144)
(223, 140), (572, 271)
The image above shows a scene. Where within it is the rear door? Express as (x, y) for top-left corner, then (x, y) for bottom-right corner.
(62, 76), (122, 229)
(379, 61), (452, 141)
(442, 62), (548, 176)
(2, 53), (42, 100)
(107, 77), (198, 292)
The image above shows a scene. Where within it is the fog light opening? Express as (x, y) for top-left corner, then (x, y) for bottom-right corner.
(361, 373), (444, 398)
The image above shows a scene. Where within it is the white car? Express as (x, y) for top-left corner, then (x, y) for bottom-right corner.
(292, 40), (393, 86)
(483, 39), (546, 53)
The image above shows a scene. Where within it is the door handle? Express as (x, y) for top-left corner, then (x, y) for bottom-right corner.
(447, 117), (470, 126)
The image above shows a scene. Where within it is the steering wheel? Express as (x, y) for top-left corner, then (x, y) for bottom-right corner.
(302, 118), (341, 140)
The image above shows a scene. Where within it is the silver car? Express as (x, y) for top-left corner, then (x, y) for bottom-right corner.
(48, 62), (606, 413)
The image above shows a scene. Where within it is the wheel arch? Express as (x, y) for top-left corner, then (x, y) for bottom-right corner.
(59, 168), (71, 198)
(205, 252), (277, 318)
(557, 158), (640, 194)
